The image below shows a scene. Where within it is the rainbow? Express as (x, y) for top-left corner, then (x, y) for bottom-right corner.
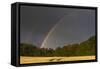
(40, 15), (67, 48)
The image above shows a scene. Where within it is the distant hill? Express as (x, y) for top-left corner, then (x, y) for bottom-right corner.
(20, 36), (96, 57)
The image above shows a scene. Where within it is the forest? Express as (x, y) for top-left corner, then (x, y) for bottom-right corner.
(20, 36), (96, 57)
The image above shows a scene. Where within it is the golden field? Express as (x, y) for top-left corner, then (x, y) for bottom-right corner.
(20, 56), (95, 64)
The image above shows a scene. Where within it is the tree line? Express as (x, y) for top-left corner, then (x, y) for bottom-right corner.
(20, 36), (96, 57)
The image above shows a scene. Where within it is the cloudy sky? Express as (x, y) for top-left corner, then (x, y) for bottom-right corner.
(20, 5), (95, 49)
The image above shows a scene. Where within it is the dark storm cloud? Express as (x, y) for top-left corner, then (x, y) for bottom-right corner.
(20, 5), (95, 48)
(43, 9), (95, 48)
(20, 6), (69, 46)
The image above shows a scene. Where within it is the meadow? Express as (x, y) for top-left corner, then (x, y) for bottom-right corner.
(20, 56), (95, 64)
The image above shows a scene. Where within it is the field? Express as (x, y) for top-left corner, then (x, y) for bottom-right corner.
(20, 56), (95, 64)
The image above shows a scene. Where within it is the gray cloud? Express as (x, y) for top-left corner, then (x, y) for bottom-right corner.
(20, 6), (95, 48)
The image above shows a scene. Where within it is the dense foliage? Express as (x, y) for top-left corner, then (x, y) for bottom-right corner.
(20, 36), (96, 57)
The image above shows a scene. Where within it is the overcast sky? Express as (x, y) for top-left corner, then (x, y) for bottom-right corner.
(20, 5), (95, 48)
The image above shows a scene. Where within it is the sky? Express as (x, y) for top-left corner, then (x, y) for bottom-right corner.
(20, 5), (95, 49)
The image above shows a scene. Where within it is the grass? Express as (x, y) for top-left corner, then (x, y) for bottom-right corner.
(20, 55), (95, 64)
